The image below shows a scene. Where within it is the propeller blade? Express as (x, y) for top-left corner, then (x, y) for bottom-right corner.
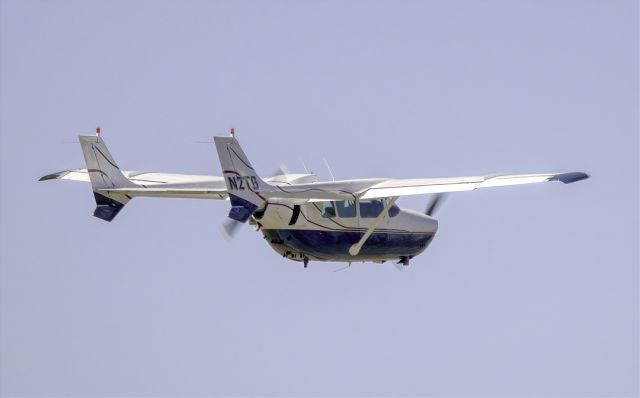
(221, 219), (243, 241)
(271, 163), (290, 177)
(278, 163), (290, 176)
(270, 163), (291, 178)
(425, 193), (448, 216)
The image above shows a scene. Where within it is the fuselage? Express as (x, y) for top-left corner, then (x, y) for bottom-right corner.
(252, 198), (438, 263)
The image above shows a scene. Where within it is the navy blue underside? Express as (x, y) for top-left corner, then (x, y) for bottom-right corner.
(262, 229), (433, 259)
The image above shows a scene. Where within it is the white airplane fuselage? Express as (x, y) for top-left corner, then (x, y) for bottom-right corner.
(251, 198), (438, 263)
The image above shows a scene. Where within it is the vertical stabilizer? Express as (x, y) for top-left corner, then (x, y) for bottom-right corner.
(79, 135), (134, 189)
(213, 135), (272, 222)
(78, 135), (135, 221)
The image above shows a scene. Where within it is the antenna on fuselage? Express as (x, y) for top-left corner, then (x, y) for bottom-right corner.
(323, 158), (335, 181)
(298, 157), (310, 174)
(333, 262), (352, 272)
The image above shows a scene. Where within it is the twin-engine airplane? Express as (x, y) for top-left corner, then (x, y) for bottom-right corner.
(41, 129), (589, 268)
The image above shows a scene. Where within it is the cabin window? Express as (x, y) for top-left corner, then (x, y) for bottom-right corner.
(320, 201), (336, 218)
(389, 203), (400, 217)
(360, 199), (400, 218)
(335, 200), (356, 218)
(360, 199), (385, 218)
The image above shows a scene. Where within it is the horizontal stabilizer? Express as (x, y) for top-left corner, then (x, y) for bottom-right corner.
(99, 187), (228, 199)
(39, 169), (90, 182)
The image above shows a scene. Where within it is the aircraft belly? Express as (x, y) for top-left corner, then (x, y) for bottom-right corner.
(261, 229), (434, 261)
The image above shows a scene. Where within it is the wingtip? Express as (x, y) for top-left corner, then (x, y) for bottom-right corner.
(551, 172), (590, 184)
(38, 172), (63, 181)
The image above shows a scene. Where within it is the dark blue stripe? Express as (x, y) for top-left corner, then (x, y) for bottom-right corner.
(262, 229), (434, 259)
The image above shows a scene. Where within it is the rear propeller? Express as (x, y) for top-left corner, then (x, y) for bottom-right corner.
(221, 166), (286, 240)
(221, 219), (244, 241)
(275, 163), (290, 176)
(425, 193), (448, 216)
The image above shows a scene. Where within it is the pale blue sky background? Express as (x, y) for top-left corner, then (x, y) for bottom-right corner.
(1, 0), (638, 396)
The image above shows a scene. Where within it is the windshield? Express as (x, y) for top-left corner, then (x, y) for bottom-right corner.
(360, 199), (384, 217)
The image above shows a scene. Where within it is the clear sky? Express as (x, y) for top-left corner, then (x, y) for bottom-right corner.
(0, 0), (638, 396)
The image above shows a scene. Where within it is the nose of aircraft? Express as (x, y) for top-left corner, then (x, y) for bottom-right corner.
(397, 208), (438, 234)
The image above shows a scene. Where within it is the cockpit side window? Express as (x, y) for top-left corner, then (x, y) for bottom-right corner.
(320, 201), (336, 218)
(360, 198), (400, 218)
(385, 198), (400, 217)
(360, 199), (384, 218)
(335, 200), (356, 218)
(388, 203), (400, 217)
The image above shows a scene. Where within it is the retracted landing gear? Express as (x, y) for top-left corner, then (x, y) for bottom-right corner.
(303, 256), (309, 268)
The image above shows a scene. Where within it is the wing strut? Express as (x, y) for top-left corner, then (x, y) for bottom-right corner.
(349, 197), (399, 256)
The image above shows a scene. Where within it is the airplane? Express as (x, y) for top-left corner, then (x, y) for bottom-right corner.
(40, 128), (589, 268)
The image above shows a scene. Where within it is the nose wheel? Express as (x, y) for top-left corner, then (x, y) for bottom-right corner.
(398, 256), (410, 266)
(303, 257), (309, 268)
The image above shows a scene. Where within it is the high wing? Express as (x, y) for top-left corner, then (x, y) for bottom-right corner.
(42, 132), (589, 222)
(260, 172), (589, 201)
(211, 135), (589, 225)
(358, 172), (590, 199)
